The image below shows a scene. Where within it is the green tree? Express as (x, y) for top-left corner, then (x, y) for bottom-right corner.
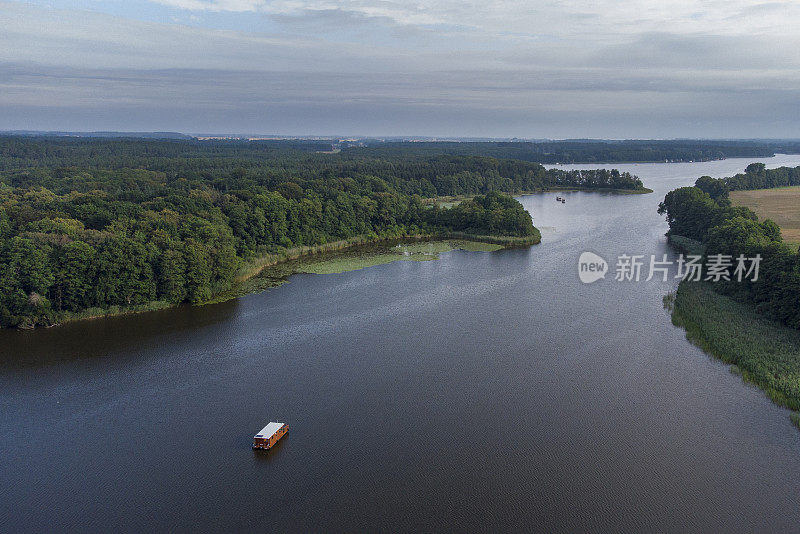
(694, 176), (729, 203)
(183, 239), (213, 304)
(94, 237), (156, 307)
(158, 248), (187, 303)
(54, 241), (96, 311)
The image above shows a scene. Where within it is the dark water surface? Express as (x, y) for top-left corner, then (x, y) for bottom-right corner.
(3, 156), (800, 533)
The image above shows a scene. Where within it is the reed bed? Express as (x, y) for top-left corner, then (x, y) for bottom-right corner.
(672, 281), (800, 417)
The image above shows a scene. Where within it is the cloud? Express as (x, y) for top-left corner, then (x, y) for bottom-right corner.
(589, 32), (800, 71)
(150, 0), (264, 11)
(0, 2), (406, 72)
(145, 0), (800, 38)
(3, 62), (799, 134)
(2, 0), (800, 136)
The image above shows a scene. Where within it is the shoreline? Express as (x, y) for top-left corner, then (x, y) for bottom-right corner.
(670, 281), (800, 425)
(666, 235), (800, 430)
(12, 229), (540, 330)
(195, 230), (541, 304)
(234, 230), (541, 285)
(425, 187), (652, 206)
(533, 186), (653, 195)
(8, 186), (644, 330)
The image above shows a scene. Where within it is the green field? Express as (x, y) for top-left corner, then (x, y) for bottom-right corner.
(730, 186), (800, 244)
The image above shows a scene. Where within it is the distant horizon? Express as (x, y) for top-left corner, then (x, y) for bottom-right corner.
(3, 130), (800, 143)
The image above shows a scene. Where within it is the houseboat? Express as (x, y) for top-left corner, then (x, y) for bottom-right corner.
(253, 422), (288, 450)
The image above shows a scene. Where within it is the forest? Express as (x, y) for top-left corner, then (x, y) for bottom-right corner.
(3, 135), (794, 168)
(0, 137), (642, 328)
(658, 164), (800, 329)
(345, 139), (795, 163)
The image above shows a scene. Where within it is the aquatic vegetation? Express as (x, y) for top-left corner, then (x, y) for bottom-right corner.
(295, 240), (502, 274)
(450, 240), (504, 252)
(671, 281), (800, 413)
(662, 291), (676, 311)
(212, 238), (504, 301)
(296, 244), (439, 275)
(284, 240), (498, 274)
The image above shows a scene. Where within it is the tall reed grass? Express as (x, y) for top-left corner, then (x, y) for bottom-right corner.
(672, 281), (800, 415)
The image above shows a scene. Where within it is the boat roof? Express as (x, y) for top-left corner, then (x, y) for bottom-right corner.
(254, 422), (284, 439)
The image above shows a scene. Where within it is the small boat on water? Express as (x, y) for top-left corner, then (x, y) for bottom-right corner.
(253, 422), (288, 450)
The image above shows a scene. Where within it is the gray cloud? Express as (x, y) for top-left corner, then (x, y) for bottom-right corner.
(3, 63), (798, 137)
(1, 0), (800, 136)
(590, 32), (800, 71)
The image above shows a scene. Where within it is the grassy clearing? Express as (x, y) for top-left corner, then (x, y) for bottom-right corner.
(730, 186), (800, 245)
(671, 280), (800, 416)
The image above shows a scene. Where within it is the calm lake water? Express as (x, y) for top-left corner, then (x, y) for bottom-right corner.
(3, 156), (800, 533)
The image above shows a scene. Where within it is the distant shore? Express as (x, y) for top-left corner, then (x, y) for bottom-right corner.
(425, 187), (652, 208)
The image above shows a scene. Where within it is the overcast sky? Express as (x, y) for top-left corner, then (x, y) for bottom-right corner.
(2, 0), (799, 138)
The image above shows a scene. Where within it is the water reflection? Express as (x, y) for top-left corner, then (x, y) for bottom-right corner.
(0, 299), (239, 369)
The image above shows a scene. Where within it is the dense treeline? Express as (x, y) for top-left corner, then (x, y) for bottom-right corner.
(691, 163), (800, 203)
(658, 166), (800, 329)
(430, 191), (537, 237)
(0, 137), (333, 172)
(0, 137), (646, 193)
(2, 135), (769, 171)
(0, 140), (579, 327)
(348, 140), (791, 163)
(724, 162), (800, 191)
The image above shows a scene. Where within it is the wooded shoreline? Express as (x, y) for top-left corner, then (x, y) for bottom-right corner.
(21, 229), (540, 329)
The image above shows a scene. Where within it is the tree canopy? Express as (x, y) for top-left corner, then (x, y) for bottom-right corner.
(659, 166), (800, 329)
(1, 137), (602, 327)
